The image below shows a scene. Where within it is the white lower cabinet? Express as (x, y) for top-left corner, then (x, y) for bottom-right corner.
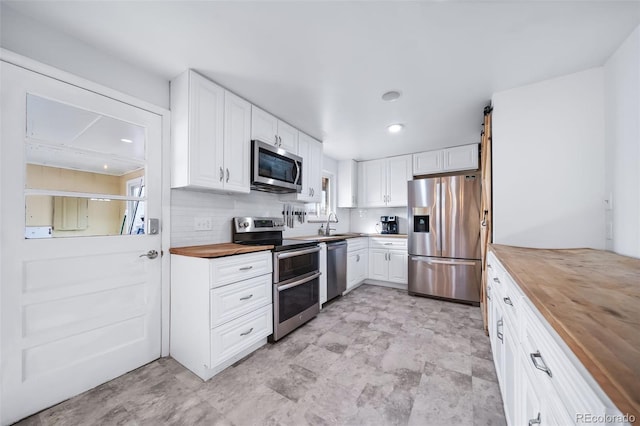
(171, 251), (273, 380)
(367, 238), (408, 285)
(346, 238), (368, 293)
(487, 251), (628, 426)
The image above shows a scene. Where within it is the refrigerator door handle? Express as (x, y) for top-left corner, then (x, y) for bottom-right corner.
(435, 181), (441, 253)
(410, 257), (478, 266)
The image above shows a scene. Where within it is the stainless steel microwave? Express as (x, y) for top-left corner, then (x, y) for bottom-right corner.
(251, 140), (302, 193)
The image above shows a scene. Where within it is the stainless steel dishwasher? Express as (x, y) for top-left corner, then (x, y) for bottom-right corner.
(326, 240), (347, 302)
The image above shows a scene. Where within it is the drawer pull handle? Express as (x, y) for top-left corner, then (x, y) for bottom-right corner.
(530, 351), (552, 377)
(384, 243), (392, 246)
(239, 266), (253, 271)
(240, 327), (254, 336)
(356, 254), (360, 262)
(503, 297), (513, 306)
(493, 277), (500, 283)
(496, 319), (503, 343)
(239, 294), (253, 301)
(486, 286), (491, 300)
(487, 264), (492, 269)
(528, 412), (541, 426)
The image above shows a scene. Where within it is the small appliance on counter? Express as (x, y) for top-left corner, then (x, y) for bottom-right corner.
(380, 216), (399, 234)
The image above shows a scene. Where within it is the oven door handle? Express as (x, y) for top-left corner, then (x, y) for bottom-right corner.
(276, 246), (320, 260)
(277, 272), (321, 292)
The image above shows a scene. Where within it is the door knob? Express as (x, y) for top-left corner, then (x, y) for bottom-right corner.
(139, 250), (159, 259)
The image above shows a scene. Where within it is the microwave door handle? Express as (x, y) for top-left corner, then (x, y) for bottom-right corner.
(294, 160), (301, 186)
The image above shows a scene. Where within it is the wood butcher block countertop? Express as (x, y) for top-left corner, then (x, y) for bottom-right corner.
(490, 244), (640, 421)
(169, 243), (273, 258)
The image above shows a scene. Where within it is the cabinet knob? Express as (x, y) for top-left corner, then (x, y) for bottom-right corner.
(219, 166), (224, 182)
(226, 168), (230, 182)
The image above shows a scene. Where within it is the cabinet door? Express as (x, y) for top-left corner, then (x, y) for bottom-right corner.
(346, 251), (359, 290)
(413, 150), (443, 176)
(388, 250), (408, 284)
(359, 159), (387, 207)
(188, 72), (225, 189)
(492, 303), (505, 388)
(337, 159), (357, 208)
(223, 91), (251, 193)
(443, 144), (479, 172)
(503, 324), (519, 426)
(251, 105), (278, 146)
(520, 367), (542, 426)
(277, 120), (298, 154)
(295, 135), (312, 201)
(368, 249), (388, 280)
(306, 135), (323, 202)
(356, 249), (368, 283)
(386, 155), (412, 206)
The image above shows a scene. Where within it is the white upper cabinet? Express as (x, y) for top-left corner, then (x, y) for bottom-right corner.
(223, 92), (252, 193)
(171, 70), (250, 193)
(359, 159), (387, 207)
(387, 155), (411, 206)
(413, 150), (443, 175)
(337, 159), (358, 208)
(443, 143), (479, 172)
(251, 105), (298, 154)
(413, 143), (479, 176)
(287, 132), (322, 202)
(359, 155), (411, 207)
(250, 105), (278, 146)
(277, 120), (299, 154)
(171, 70), (224, 190)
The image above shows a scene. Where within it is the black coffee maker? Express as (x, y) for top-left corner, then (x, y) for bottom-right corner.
(380, 216), (399, 234)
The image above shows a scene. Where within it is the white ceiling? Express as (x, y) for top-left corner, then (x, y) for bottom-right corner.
(4, 1), (640, 161)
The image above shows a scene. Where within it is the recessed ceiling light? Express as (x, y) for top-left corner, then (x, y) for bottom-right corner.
(387, 124), (404, 133)
(121, 138), (133, 143)
(382, 91), (401, 102)
(103, 164), (108, 170)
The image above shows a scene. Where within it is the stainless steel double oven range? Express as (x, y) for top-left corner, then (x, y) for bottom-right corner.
(233, 217), (320, 341)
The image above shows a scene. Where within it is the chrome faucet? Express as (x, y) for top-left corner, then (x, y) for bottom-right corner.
(325, 212), (338, 236)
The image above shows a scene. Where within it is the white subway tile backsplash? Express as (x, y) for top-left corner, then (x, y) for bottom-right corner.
(170, 189), (350, 247)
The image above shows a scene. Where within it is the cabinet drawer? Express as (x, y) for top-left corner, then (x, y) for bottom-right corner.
(369, 237), (407, 250)
(210, 251), (272, 288)
(522, 303), (609, 423)
(347, 237), (368, 252)
(210, 304), (273, 368)
(210, 274), (272, 327)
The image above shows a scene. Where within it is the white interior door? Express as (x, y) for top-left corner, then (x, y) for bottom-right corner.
(1, 62), (163, 425)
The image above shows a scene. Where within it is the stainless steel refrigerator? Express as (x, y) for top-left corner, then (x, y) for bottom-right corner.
(408, 175), (481, 305)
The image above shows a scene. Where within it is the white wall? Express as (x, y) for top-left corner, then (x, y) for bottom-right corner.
(0, 5), (169, 109)
(171, 155), (350, 247)
(492, 68), (606, 249)
(604, 26), (640, 258)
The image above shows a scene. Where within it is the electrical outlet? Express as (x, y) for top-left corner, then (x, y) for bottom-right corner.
(194, 216), (213, 231)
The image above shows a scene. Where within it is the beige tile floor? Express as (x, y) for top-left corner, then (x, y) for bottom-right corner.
(17, 284), (506, 426)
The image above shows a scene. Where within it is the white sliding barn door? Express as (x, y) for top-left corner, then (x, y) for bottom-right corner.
(1, 62), (163, 424)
